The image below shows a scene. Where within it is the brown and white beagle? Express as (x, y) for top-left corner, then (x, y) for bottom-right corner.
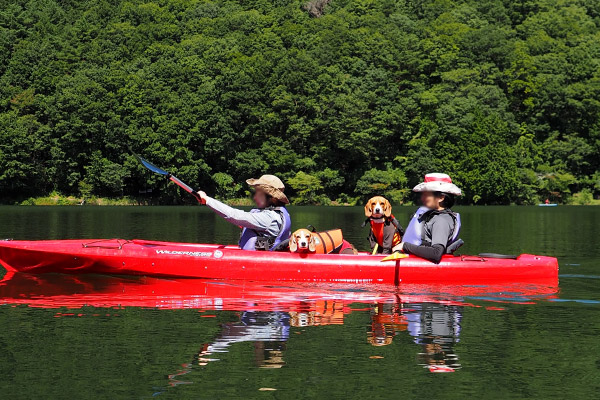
(364, 195), (392, 219)
(289, 228), (316, 253)
(289, 228), (357, 254)
(364, 196), (403, 254)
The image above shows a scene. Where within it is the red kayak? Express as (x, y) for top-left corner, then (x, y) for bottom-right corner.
(0, 238), (558, 285)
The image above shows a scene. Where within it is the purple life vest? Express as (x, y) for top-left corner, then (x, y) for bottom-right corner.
(239, 207), (291, 251)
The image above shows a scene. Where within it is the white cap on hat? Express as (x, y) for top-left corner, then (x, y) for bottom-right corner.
(412, 173), (462, 196)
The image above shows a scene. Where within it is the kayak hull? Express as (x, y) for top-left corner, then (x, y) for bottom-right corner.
(0, 239), (559, 285)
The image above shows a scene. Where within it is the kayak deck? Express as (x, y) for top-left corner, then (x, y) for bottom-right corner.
(0, 239), (559, 285)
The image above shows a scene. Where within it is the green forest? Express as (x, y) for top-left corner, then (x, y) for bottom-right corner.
(0, 0), (599, 205)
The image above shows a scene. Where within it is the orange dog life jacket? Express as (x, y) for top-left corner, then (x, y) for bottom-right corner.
(312, 229), (345, 254)
(370, 217), (402, 248)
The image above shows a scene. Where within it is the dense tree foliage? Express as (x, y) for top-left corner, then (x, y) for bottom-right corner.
(0, 0), (599, 204)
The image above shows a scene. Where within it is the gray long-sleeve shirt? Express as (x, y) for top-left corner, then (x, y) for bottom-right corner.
(403, 212), (455, 263)
(205, 196), (284, 237)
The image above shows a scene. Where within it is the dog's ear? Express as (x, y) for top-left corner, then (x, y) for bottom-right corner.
(308, 235), (316, 252)
(364, 198), (373, 217)
(289, 234), (298, 252)
(383, 198), (392, 218)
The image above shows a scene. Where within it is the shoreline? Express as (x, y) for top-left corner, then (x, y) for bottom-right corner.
(3, 193), (599, 206)
(5, 201), (600, 207)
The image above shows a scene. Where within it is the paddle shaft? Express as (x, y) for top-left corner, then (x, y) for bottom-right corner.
(168, 174), (201, 201)
(371, 243), (379, 255)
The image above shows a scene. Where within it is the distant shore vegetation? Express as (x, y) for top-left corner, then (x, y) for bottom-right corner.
(1, 0), (599, 205)
(10, 190), (600, 206)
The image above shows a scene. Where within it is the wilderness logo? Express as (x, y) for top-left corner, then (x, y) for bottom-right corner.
(155, 249), (213, 257)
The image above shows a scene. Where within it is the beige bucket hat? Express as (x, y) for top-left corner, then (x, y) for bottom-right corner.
(246, 174), (290, 204)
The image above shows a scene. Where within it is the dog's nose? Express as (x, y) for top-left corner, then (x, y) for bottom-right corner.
(300, 241), (307, 246)
(375, 208), (381, 213)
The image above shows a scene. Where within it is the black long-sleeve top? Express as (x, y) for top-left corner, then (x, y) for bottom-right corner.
(403, 243), (446, 264)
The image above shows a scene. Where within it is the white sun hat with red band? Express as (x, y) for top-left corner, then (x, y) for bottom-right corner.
(412, 173), (462, 196)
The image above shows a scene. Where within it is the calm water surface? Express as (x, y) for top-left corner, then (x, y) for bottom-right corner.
(0, 206), (598, 399)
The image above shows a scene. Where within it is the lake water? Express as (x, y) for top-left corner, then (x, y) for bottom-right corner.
(0, 205), (598, 399)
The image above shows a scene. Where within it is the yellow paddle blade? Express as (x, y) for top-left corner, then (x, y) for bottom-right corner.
(380, 252), (409, 262)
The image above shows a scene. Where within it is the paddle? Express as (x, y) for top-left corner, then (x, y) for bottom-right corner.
(135, 154), (201, 201)
(380, 252), (408, 262)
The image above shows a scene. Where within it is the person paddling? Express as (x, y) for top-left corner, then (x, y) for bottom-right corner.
(196, 175), (291, 251)
(396, 173), (462, 263)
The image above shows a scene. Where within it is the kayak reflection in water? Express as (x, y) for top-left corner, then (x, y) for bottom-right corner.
(367, 302), (462, 373)
(196, 175), (292, 251)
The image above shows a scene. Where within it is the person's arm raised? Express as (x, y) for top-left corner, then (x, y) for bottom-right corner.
(199, 193), (280, 235)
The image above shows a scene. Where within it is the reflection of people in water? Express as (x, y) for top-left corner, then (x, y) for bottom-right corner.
(167, 302), (346, 387)
(404, 303), (462, 372)
(168, 301), (345, 387)
(196, 302), (344, 370)
(367, 303), (408, 346)
(169, 300), (344, 386)
(289, 301), (345, 327)
(366, 302), (462, 372)
(199, 312), (290, 369)
(166, 311), (290, 387)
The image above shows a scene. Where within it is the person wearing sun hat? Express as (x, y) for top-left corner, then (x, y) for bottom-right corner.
(396, 173), (463, 263)
(196, 175), (291, 251)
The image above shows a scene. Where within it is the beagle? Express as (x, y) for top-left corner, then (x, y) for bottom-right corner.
(289, 228), (316, 253)
(364, 196), (403, 254)
(289, 228), (357, 254)
(364, 196), (392, 220)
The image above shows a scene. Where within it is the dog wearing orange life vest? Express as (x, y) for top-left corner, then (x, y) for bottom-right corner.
(289, 228), (357, 254)
(364, 196), (404, 254)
